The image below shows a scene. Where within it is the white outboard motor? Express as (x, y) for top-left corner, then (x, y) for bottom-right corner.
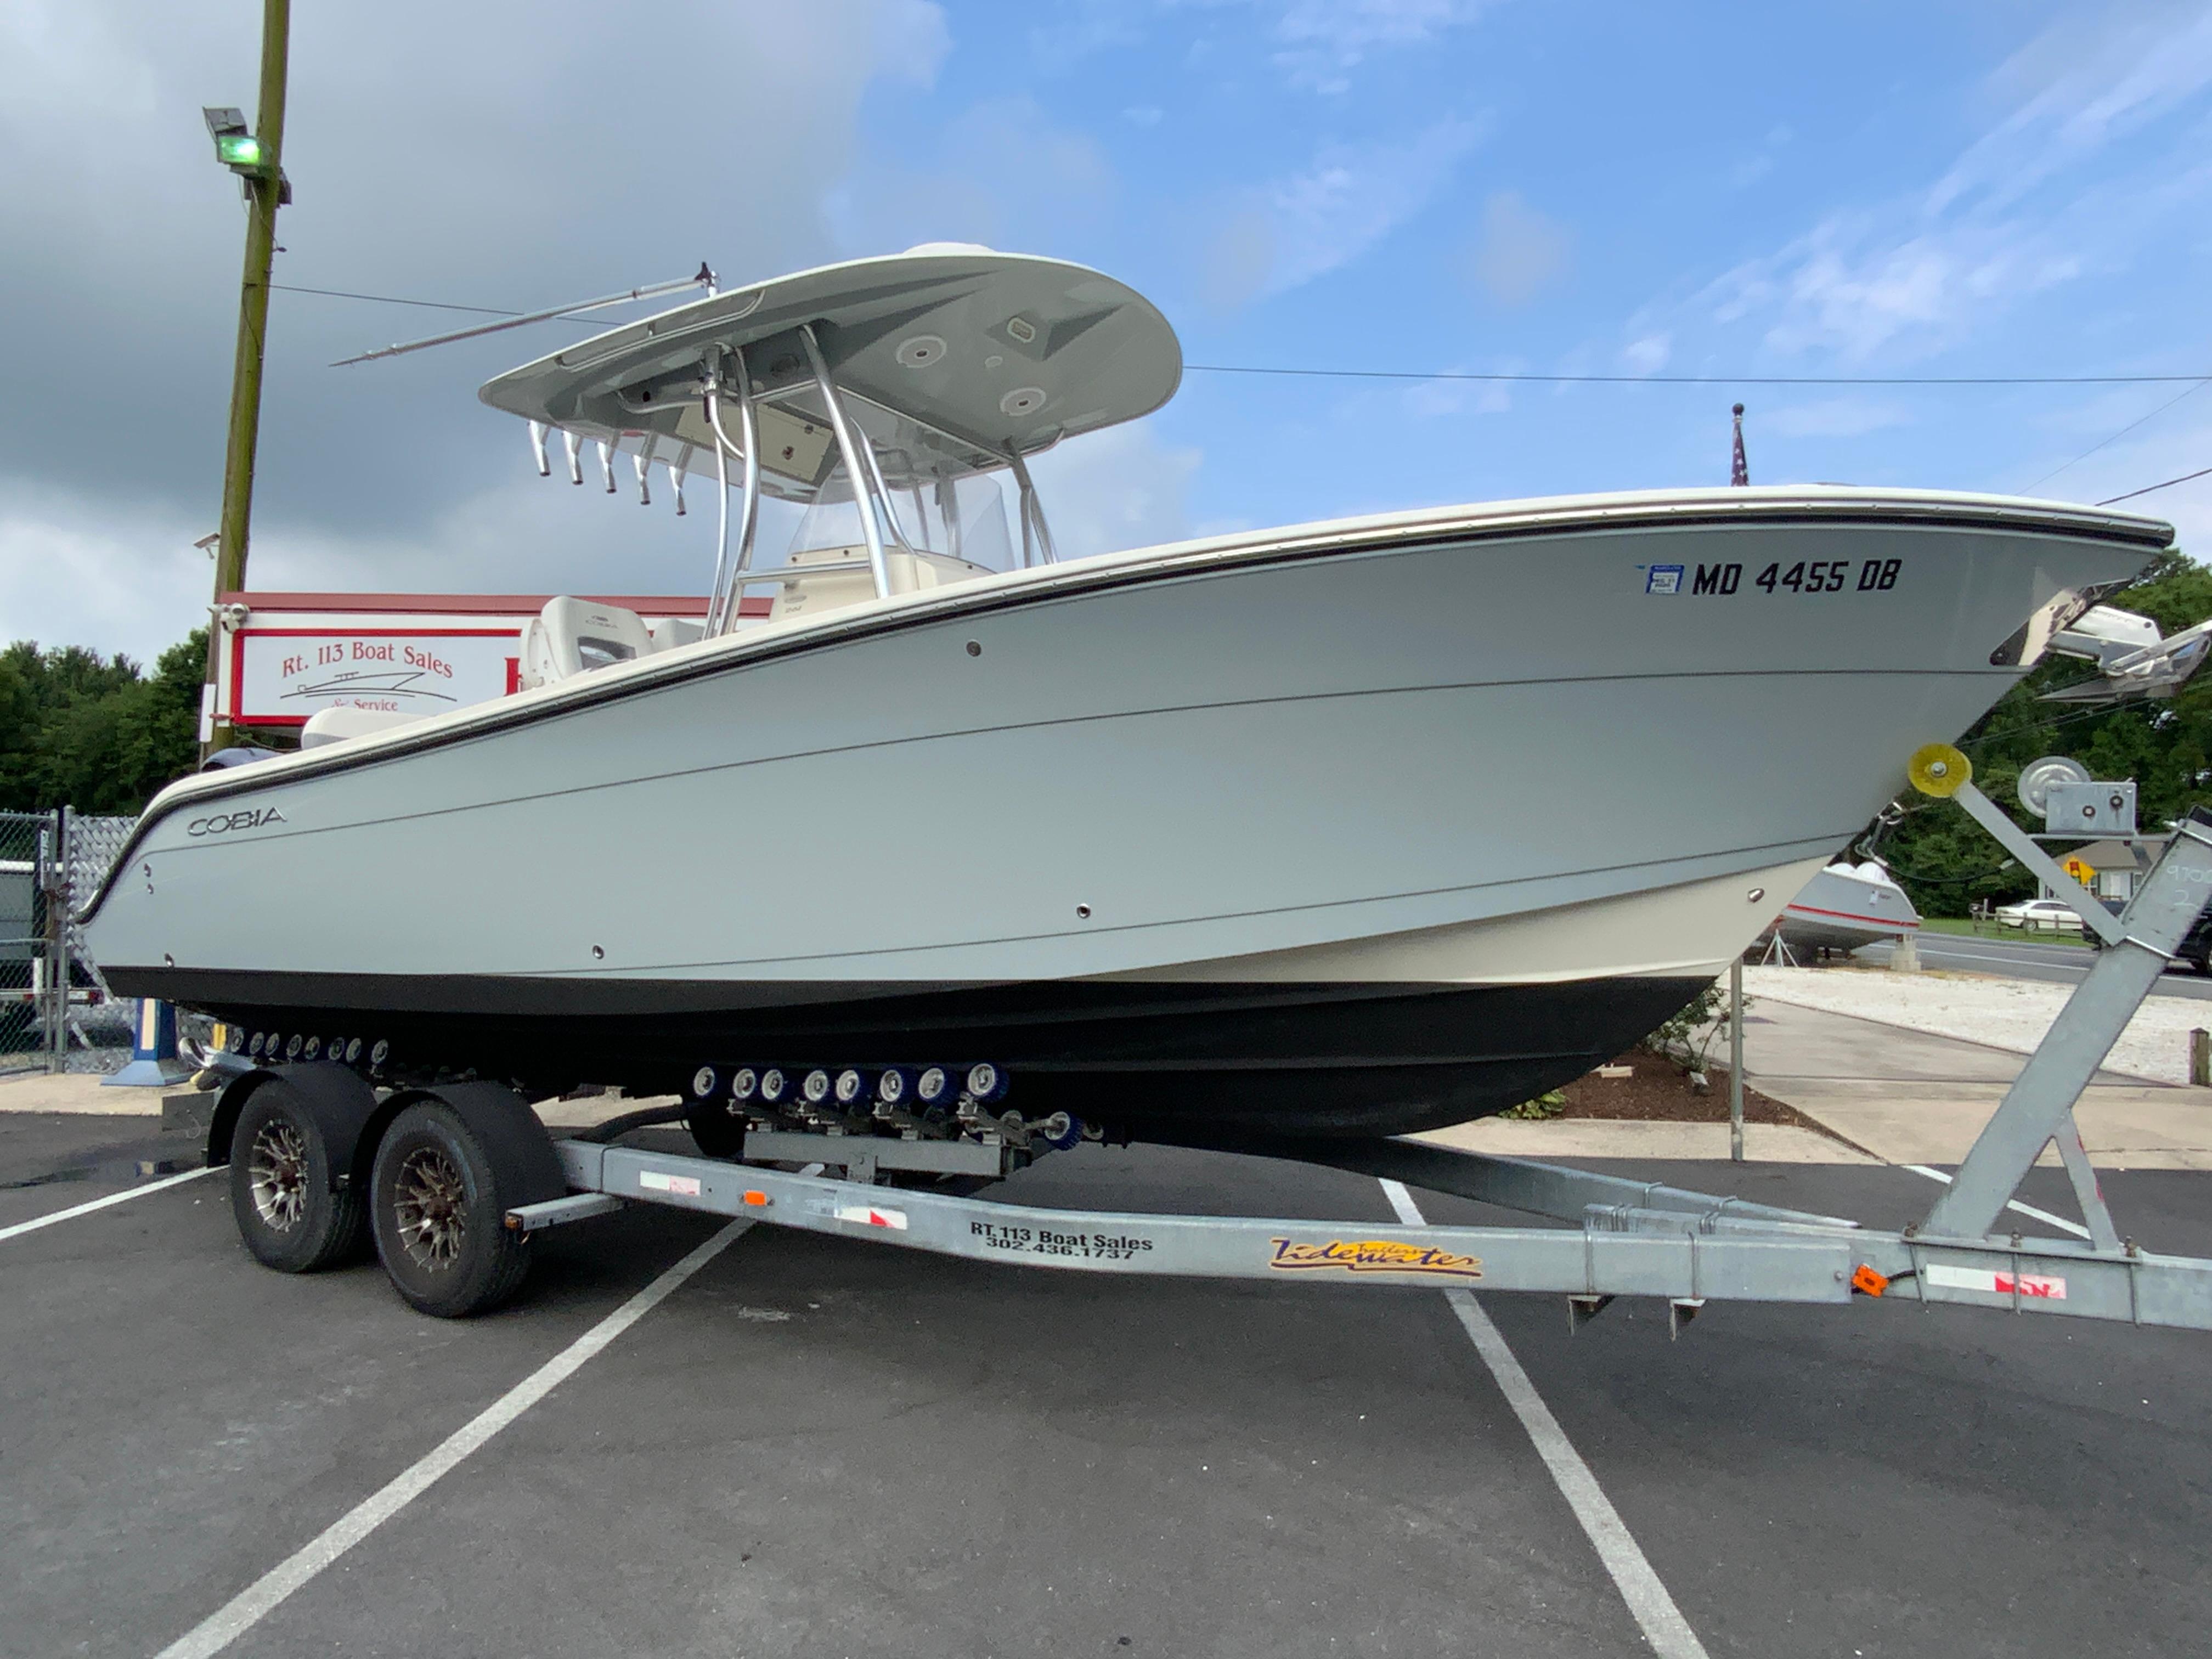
(519, 597), (658, 689)
(300, 707), (427, 750)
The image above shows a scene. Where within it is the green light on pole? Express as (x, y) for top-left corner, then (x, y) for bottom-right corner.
(216, 131), (264, 171)
(202, 105), (270, 177)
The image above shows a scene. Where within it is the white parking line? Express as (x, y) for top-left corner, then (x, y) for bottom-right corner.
(154, 1218), (751, 1659)
(1901, 1163), (2092, 1240)
(1379, 1179), (1709, 1659)
(0, 1166), (212, 1243)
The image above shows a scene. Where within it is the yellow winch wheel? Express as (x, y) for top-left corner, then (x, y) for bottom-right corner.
(1908, 742), (1972, 798)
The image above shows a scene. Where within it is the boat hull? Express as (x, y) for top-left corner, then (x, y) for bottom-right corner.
(119, 967), (1712, 1136)
(84, 489), (2165, 1136)
(1771, 865), (1923, 955)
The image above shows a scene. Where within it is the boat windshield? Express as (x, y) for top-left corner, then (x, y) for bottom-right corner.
(701, 341), (1062, 627)
(747, 384), (1021, 572)
(780, 466), (1015, 570)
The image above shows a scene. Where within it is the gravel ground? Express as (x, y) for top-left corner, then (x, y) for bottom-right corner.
(1743, 964), (2206, 1084)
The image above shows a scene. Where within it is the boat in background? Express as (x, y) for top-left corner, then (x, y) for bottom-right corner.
(1765, 861), (1922, 960)
(78, 246), (2181, 1141)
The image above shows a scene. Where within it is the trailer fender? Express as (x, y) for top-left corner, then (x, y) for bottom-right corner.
(206, 1063), (380, 1187)
(357, 1081), (566, 1210)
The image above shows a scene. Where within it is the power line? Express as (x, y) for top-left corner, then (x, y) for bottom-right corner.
(259, 278), (2212, 510)
(270, 283), (612, 326)
(2026, 380), (2212, 491)
(2099, 463), (2212, 506)
(1184, 363), (2212, 388)
(267, 281), (2212, 388)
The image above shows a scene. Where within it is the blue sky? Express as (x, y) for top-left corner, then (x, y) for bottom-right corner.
(4, 1), (2211, 659)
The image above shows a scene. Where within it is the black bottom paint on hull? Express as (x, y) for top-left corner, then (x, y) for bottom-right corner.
(111, 969), (1712, 1138)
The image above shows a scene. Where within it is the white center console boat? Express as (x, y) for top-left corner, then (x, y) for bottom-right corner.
(81, 246), (2177, 1141)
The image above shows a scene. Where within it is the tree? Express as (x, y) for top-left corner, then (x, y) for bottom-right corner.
(0, 631), (205, 816)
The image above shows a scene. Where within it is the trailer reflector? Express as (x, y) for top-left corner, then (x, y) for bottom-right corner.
(834, 1205), (908, 1230)
(1926, 1263), (2066, 1300)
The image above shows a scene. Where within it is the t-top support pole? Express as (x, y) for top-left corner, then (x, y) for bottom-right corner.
(799, 324), (891, 600)
(701, 345), (759, 635)
(1004, 446), (1058, 567)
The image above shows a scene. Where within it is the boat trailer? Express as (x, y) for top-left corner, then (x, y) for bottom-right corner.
(202, 763), (2212, 1333)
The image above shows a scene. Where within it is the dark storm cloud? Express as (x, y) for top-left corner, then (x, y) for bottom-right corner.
(1, 0), (948, 544)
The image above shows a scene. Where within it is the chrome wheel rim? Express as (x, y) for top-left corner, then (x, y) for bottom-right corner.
(393, 1146), (468, 1271)
(247, 1120), (310, 1231)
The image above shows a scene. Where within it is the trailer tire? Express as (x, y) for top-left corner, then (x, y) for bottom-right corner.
(229, 1081), (370, 1273)
(684, 1099), (747, 1160)
(370, 1101), (534, 1318)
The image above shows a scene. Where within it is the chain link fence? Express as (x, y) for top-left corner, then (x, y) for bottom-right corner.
(0, 809), (140, 1076)
(0, 811), (43, 1075)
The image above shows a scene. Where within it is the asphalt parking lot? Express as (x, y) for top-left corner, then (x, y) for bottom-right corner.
(5, 1109), (2210, 1659)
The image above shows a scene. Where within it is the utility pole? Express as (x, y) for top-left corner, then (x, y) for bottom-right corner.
(200, 0), (291, 758)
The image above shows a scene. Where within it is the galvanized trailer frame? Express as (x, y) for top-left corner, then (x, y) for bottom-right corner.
(505, 806), (2212, 1335)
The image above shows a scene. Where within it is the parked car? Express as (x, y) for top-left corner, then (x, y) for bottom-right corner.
(2086, 895), (2212, 972)
(1994, 897), (2086, 932)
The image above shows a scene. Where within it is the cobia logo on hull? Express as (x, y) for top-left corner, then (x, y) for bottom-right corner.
(187, 806), (288, 837)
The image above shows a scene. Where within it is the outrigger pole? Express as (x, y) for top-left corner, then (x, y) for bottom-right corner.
(329, 267), (716, 368)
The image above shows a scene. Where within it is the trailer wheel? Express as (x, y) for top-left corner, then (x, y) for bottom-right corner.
(370, 1101), (534, 1317)
(684, 1100), (747, 1160)
(229, 1081), (369, 1272)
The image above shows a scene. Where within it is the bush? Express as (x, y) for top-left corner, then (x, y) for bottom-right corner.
(1644, 978), (1730, 1069)
(1500, 1090), (1566, 1121)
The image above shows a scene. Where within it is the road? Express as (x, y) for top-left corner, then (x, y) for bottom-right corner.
(5, 1110), (2211, 1658)
(1858, 928), (2212, 1001)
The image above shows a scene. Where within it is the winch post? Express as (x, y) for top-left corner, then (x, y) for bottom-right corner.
(1949, 782), (2127, 946)
(1921, 808), (2212, 1241)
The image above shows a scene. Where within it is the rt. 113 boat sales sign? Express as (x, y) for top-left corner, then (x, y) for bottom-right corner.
(216, 592), (709, 728)
(232, 627), (521, 724)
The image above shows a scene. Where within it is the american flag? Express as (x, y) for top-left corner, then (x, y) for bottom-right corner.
(1730, 402), (1749, 486)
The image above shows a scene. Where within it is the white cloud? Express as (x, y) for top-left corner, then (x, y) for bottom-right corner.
(1620, 334), (1671, 375)
(0, 490), (215, 665)
(1929, 7), (2212, 219)
(1266, 0), (1493, 93)
(1465, 190), (1571, 306)
(1041, 0), (1493, 93)
(1024, 419), (1202, 560)
(1715, 212), (2097, 362)
(1726, 122), (1793, 191)
(1764, 399), (1911, 440)
(0, 0), (952, 548)
(0, 466), (718, 664)
(1029, 0), (1144, 72)
(1401, 372), (1511, 420)
(825, 95), (1116, 254)
(1202, 114), (1489, 305)
(1659, 5), (2212, 366)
